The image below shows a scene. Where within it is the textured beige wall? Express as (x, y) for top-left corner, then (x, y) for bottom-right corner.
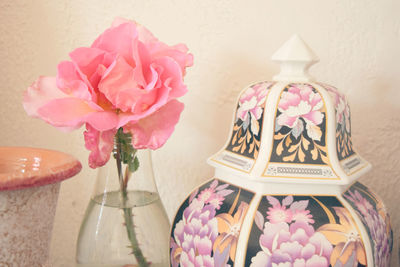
(0, 0), (399, 266)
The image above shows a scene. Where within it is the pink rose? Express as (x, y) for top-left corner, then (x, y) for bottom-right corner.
(23, 18), (193, 168)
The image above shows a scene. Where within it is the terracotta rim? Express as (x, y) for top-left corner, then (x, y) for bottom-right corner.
(0, 147), (82, 191)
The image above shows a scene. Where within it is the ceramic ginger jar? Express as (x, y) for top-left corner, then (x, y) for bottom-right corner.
(169, 35), (393, 267)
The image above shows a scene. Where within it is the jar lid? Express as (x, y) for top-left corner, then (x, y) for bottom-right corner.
(208, 35), (370, 184)
(0, 147), (82, 191)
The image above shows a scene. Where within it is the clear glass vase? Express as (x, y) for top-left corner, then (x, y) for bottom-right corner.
(76, 132), (170, 267)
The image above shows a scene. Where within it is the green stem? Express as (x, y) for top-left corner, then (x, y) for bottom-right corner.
(115, 129), (149, 267)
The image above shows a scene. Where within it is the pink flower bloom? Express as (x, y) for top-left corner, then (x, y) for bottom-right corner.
(266, 196), (315, 225)
(345, 189), (391, 267)
(251, 221), (332, 267)
(267, 205), (292, 224)
(197, 188), (215, 203)
(171, 180), (234, 266)
(172, 199), (218, 267)
(180, 249), (214, 267)
(292, 209), (315, 224)
(237, 83), (269, 122)
(23, 18), (193, 168)
(208, 195), (225, 210)
(266, 195), (294, 224)
(277, 84), (324, 140)
(345, 190), (373, 217)
(197, 180), (233, 209)
(198, 188), (224, 209)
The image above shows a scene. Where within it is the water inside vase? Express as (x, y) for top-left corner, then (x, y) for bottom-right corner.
(76, 190), (170, 267)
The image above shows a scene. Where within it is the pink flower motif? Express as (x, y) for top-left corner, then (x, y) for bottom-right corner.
(289, 199), (315, 225)
(198, 188), (225, 209)
(324, 84), (350, 131)
(171, 180), (234, 266)
(236, 82), (271, 135)
(197, 188), (215, 203)
(251, 221), (332, 267)
(266, 196), (315, 225)
(23, 18), (193, 168)
(208, 195), (225, 210)
(197, 180), (233, 209)
(292, 209), (315, 224)
(237, 83), (269, 122)
(345, 190), (373, 217)
(172, 198), (218, 267)
(266, 195), (293, 224)
(180, 250), (214, 267)
(345, 189), (391, 267)
(267, 205), (292, 224)
(276, 84), (324, 140)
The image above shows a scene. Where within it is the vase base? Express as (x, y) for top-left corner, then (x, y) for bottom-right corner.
(76, 190), (169, 266)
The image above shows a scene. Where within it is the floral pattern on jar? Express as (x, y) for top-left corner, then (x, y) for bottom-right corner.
(320, 83), (355, 161)
(226, 82), (275, 159)
(170, 179), (254, 267)
(270, 84), (329, 165)
(246, 195), (367, 267)
(344, 182), (393, 267)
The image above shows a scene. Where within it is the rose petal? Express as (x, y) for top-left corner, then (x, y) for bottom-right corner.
(136, 23), (194, 72)
(154, 56), (187, 100)
(84, 124), (116, 168)
(37, 98), (118, 131)
(151, 43), (194, 73)
(91, 21), (138, 67)
(69, 47), (114, 86)
(56, 61), (92, 100)
(124, 100), (184, 149)
(23, 76), (68, 118)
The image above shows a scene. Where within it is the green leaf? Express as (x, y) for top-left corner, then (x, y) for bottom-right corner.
(129, 156), (140, 172)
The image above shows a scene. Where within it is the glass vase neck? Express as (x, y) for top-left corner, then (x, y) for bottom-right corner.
(91, 148), (159, 207)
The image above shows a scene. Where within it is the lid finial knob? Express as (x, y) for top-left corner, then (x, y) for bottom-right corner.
(272, 34), (319, 82)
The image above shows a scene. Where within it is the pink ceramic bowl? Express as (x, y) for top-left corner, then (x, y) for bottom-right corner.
(0, 146), (82, 191)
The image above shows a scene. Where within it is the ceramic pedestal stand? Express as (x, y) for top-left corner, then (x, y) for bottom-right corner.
(0, 147), (81, 266)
